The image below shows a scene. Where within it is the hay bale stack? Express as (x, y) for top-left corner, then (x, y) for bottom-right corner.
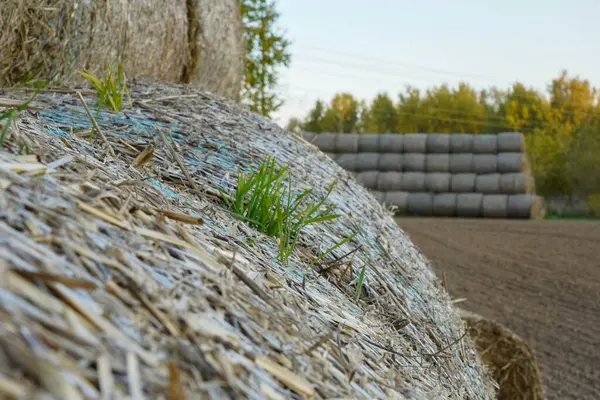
(498, 153), (529, 173)
(426, 134), (451, 153)
(450, 134), (474, 153)
(403, 153), (426, 172)
(473, 155), (498, 174)
(499, 173), (535, 195)
(384, 191), (409, 213)
(356, 171), (380, 189)
(497, 132), (525, 153)
(379, 133), (404, 153)
(401, 172), (426, 192)
(426, 173), (451, 193)
(336, 133), (359, 153)
(482, 195), (508, 218)
(358, 134), (380, 152)
(472, 134), (498, 154)
(407, 193), (434, 215)
(433, 193), (457, 216)
(426, 154), (451, 173)
(403, 133), (428, 153)
(336, 153), (358, 170)
(451, 173), (477, 193)
(354, 153), (380, 171)
(313, 133), (338, 153)
(460, 309), (544, 400)
(377, 172), (403, 191)
(450, 154), (474, 173)
(379, 153), (403, 171)
(0, 0), (244, 100)
(507, 195), (546, 219)
(457, 193), (483, 217)
(475, 174), (501, 194)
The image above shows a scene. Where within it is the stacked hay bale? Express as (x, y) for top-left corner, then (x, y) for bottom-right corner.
(302, 132), (545, 219)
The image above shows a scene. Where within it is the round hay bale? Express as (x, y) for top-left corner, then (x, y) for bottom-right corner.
(407, 193), (434, 216)
(475, 174), (501, 194)
(403, 153), (426, 172)
(379, 154), (403, 172)
(426, 134), (451, 153)
(0, 0), (244, 100)
(384, 191), (409, 213)
(372, 190), (386, 204)
(402, 134), (428, 153)
(499, 173), (535, 195)
(450, 134), (473, 153)
(378, 134), (403, 153)
(472, 134), (498, 154)
(336, 134), (359, 153)
(324, 153), (338, 161)
(354, 153), (381, 172)
(335, 154), (358, 171)
(498, 153), (527, 173)
(313, 133), (338, 153)
(482, 195), (508, 218)
(301, 132), (316, 143)
(459, 309), (544, 400)
(426, 154), (451, 173)
(401, 172), (426, 192)
(377, 172), (403, 191)
(450, 154), (474, 173)
(507, 195), (546, 219)
(473, 155), (498, 174)
(451, 173), (476, 193)
(433, 193), (457, 217)
(358, 134), (381, 152)
(456, 193), (483, 217)
(425, 173), (451, 193)
(355, 171), (380, 189)
(497, 132), (525, 153)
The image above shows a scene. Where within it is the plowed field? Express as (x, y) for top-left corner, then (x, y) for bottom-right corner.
(397, 218), (600, 400)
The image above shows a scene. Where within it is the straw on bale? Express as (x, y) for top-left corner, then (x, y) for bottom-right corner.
(0, 80), (496, 398)
(372, 190), (386, 204)
(473, 155), (498, 174)
(378, 133), (403, 153)
(507, 195), (547, 219)
(499, 173), (535, 195)
(426, 133), (451, 153)
(457, 193), (484, 217)
(433, 193), (457, 217)
(425, 173), (451, 193)
(403, 153), (426, 172)
(482, 195), (508, 218)
(450, 134), (474, 153)
(335, 133), (359, 153)
(302, 132), (316, 144)
(356, 171), (380, 189)
(384, 191), (409, 213)
(379, 153), (403, 171)
(475, 174), (501, 194)
(450, 154), (474, 173)
(460, 309), (544, 400)
(402, 133), (428, 153)
(497, 132), (525, 153)
(354, 152), (380, 171)
(407, 193), (434, 216)
(426, 154), (450, 173)
(358, 134), (380, 152)
(498, 153), (529, 173)
(451, 173), (477, 193)
(377, 171), (403, 191)
(401, 172), (426, 192)
(313, 133), (338, 153)
(0, 0), (244, 101)
(335, 153), (358, 170)
(472, 134), (498, 154)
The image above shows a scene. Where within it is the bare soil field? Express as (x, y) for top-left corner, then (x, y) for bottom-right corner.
(397, 218), (600, 400)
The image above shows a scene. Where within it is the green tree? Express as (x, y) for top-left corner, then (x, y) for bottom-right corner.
(363, 93), (398, 133)
(321, 93), (361, 133)
(300, 100), (326, 133)
(286, 117), (302, 133)
(240, 0), (291, 118)
(396, 86), (426, 132)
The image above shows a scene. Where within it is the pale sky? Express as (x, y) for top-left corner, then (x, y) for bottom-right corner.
(272, 0), (600, 127)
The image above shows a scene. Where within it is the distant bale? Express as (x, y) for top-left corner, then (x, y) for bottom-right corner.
(403, 134), (428, 153)
(450, 134), (474, 153)
(336, 134), (359, 153)
(451, 173), (477, 193)
(472, 135), (498, 154)
(403, 153), (426, 172)
(425, 173), (451, 193)
(384, 191), (409, 213)
(498, 153), (528, 173)
(499, 173), (535, 195)
(497, 132), (525, 153)
(473, 155), (498, 174)
(433, 193), (457, 217)
(456, 193), (483, 217)
(378, 134), (404, 153)
(0, 0), (245, 100)
(302, 132), (316, 143)
(507, 195), (546, 219)
(482, 195), (508, 218)
(460, 309), (544, 400)
(372, 191), (386, 204)
(313, 133), (337, 153)
(379, 154), (403, 172)
(335, 154), (358, 171)
(377, 172), (403, 191)
(355, 153), (381, 171)
(450, 154), (474, 173)
(356, 171), (380, 189)
(426, 154), (450, 173)
(426, 134), (451, 153)
(407, 193), (434, 216)
(476, 174), (501, 194)
(358, 134), (380, 152)
(324, 153), (338, 161)
(401, 172), (426, 192)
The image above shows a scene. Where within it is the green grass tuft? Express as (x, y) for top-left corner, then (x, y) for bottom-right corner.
(79, 63), (131, 113)
(0, 85), (42, 147)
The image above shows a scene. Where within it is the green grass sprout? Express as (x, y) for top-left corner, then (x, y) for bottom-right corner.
(0, 84), (42, 147)
(355, 264), (367, 301)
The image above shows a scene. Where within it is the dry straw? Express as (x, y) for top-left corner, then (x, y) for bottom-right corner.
(0, 80), (495, 399)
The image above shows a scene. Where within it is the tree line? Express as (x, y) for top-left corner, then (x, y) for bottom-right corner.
(286, 71), (600, 197)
